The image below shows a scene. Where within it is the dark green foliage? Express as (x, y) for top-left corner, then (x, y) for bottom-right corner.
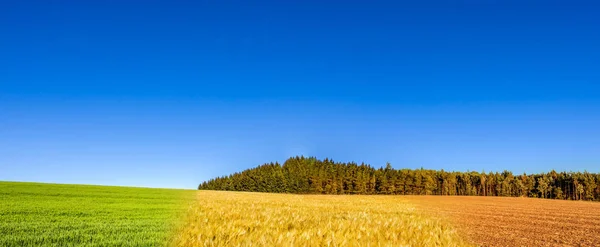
(199, 156), (600, 201)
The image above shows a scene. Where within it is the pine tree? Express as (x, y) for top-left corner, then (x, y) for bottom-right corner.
(196, 156), (600, 201)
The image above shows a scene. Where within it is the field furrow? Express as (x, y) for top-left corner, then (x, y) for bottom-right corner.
(408, 196), (600, 247)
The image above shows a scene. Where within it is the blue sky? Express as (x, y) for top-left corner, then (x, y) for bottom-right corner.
(1, 1), (599, 189)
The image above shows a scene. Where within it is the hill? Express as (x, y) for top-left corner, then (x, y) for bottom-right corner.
(199, 156), (600, 201)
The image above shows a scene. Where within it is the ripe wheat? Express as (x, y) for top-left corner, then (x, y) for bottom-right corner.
(173, 191), (470, 247)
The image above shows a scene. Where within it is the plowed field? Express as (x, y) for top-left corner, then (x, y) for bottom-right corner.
(408, 196), (600, 247)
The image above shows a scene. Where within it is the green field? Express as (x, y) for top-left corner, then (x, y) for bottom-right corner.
(0, 181), (195, 247)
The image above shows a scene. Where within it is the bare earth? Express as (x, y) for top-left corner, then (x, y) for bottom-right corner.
(407, 196), (600, 247)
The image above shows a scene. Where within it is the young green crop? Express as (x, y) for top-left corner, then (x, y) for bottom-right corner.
(0, 181), (195, 247)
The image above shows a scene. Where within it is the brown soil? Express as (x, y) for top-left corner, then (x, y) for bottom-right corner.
(407, 196), (600, 247)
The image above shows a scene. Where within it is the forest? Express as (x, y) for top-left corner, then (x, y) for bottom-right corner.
(199, 156), (600, 201)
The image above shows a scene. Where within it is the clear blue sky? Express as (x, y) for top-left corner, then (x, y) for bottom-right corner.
(1, 1), (599, 189)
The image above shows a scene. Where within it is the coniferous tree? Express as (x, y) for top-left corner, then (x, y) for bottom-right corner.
(198, 156), (600, 201)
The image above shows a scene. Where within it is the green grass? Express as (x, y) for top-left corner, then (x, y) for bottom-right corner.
(0, 181), (195, 247)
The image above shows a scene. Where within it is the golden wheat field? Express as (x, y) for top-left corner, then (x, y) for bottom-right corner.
(173, 191), (471, 247)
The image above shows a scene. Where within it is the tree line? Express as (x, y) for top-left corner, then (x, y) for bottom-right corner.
(198, 156), (600, 201)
